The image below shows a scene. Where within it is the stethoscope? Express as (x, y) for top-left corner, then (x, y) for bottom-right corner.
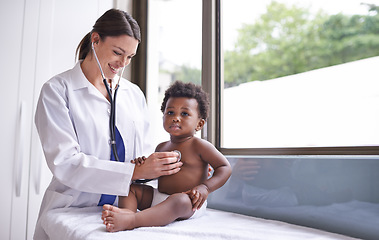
(91, 41), (125, 162)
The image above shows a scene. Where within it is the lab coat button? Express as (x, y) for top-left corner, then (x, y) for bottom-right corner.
(107, 109), (111, 115)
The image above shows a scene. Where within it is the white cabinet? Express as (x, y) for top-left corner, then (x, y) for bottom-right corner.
(0, 1), (35, 239)
(0, 0), (113, 239)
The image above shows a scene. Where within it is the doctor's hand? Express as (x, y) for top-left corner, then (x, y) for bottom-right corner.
(131, 152), (182, 180)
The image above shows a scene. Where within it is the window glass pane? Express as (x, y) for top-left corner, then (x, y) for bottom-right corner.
(147, 0), (202, 145)
(208, 155), (379, 239)
(221, 0), (379, 148)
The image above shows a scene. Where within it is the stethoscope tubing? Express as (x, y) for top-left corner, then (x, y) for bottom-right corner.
(104, 79), (120, 162)
(92, 41), (122, 162)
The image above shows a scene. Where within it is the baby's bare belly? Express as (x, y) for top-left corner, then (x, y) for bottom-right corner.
(158, 167), (206, 195)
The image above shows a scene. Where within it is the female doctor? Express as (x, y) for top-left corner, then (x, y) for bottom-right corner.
(34, 9), (182, 239)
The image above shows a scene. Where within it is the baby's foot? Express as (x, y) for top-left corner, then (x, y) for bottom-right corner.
(102, 205), (136, 232)
(102, 204), (133, 215)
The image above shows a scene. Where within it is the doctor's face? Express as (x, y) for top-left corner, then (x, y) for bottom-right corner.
(93, 34), (139, 79)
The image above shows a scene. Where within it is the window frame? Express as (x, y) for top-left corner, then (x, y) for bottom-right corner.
(131, 0), (148, 94)
(202, 0), (379, 156)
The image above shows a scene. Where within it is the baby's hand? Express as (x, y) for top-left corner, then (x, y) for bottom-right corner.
(130, 156), (146, 166)
(184, 184), (210, 211)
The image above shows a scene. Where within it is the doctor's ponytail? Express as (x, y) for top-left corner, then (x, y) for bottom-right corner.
(76, 9), (141, 61)
(76, 32), (91, 60)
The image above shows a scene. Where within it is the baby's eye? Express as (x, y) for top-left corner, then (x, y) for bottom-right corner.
(166, 111), (174, 115)
(181, 112), (189, 116)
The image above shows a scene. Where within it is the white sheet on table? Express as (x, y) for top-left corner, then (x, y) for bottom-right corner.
(42, 207), (358, 240)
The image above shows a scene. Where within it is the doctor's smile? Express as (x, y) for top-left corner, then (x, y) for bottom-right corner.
(109, 64), (120, 74)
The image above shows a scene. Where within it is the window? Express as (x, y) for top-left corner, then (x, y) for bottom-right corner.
(206, 1), (379, 237)
(219, 0), (379, 153)
(145, 0), (203, 146)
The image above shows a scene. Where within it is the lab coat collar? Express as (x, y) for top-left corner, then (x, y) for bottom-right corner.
(70, 61), (90, 91)
(70, 61), (130, 92)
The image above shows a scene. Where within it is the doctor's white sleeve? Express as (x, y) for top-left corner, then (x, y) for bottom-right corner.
(35, 81), (133, 196)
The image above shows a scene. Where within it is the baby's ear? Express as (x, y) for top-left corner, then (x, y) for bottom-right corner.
(195, 119), (206, 131)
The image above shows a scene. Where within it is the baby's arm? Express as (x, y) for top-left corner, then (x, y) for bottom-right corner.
(185, 183), (211, 211)
(185, 139), (232, 210)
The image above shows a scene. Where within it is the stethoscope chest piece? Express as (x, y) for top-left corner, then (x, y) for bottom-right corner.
(173, 150), (181, 162)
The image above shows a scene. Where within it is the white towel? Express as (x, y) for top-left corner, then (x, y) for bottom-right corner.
(42, 207), (357, 240)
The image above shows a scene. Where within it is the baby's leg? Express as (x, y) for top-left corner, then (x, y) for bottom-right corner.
(103, 192), (195, 232)
(102, 184), (153, 232)
(118, 184), (154, 211)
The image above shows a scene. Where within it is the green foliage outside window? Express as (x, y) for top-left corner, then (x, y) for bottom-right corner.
(223, 1), (379, 88)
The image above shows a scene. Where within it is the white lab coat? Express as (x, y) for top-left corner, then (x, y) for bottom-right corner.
(33, 61), (154, 239)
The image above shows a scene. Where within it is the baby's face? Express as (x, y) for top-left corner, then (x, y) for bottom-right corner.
(162, 97), (203, 138)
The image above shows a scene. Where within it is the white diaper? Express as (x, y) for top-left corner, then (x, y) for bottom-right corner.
(151, 188), (207, 219)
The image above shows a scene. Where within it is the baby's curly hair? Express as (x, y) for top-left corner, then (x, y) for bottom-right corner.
(161, 81), (210, 120)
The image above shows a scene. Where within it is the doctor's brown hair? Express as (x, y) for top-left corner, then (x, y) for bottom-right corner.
(76, 9), (141, 60)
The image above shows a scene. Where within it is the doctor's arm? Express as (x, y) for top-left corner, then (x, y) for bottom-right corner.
(35, 81), (133, 196)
